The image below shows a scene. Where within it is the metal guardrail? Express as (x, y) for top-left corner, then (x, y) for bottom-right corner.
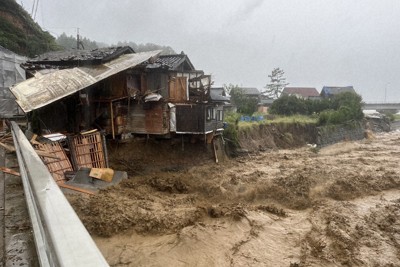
(363, 103), (400, 110)
(10, 121), (109, 267)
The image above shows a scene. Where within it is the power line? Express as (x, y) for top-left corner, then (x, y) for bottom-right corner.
(33, 0), (40, 21)
(30, 0), (36, 17)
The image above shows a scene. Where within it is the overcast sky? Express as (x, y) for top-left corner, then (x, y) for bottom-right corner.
(19, 0), (400, 102)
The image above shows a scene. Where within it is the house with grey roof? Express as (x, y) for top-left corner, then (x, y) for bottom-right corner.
(240, 87), (261, 98)
(320, 86), (356, 98)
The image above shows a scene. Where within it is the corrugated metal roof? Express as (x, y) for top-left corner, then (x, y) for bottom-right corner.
(282, 87), (320, 97)
(29, 46), (134, 65)
(11, 50), (161, 112)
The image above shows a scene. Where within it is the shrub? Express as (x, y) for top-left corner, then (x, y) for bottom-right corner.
(269, 95), (307, 115)
(222, 112), (241, 147)
(271, 92), (364, 126)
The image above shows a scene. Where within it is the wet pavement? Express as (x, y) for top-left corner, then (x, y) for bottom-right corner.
(0, 148), (38, 266)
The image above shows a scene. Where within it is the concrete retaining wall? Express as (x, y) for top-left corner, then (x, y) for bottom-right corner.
(316, 122), (365, 147)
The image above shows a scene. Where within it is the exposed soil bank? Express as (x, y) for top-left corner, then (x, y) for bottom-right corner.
(234, 117), (390, 153)
(236, 122), (317, 152)
(67, 130), (400, 266)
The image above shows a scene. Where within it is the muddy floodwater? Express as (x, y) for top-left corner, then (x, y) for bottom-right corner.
(68, 131), (400, 266)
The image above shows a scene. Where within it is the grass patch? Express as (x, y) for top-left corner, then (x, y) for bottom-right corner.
(237, 114), (317, 128)
(392, 114), (400, 121)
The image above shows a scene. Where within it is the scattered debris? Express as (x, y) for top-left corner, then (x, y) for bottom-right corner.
(89, 168), (114, 182)
(2, 127), (126, 194)
(36, 141), (73, 184)
(68, 131), (108, 170)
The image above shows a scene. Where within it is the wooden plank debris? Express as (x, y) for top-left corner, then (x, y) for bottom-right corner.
(0, 167), (20, 176)
(37, 142), (73, 184)
(58, 183), (95, 195)
(0, 142), (15, 152)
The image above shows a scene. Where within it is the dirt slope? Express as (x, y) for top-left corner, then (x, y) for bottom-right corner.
(68, 131), (400, 266)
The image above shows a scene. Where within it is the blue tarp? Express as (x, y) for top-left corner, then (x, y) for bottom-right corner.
(240, 115), (264, 122)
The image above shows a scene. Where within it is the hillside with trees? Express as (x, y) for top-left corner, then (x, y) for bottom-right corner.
(0, 0), (59, 56)
(0, 1), (175, 57)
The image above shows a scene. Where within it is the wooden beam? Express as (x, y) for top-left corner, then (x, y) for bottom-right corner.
(0, 167), (20, 176)
(0, 142), (15, 152)
(110, 102), (115, 139)
(58, 183), (96, 195)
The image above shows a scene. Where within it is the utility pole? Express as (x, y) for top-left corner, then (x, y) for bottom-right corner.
(76, 28), (85, 50)
(385, 82), (390, 103)
(77, 28), (80, 50)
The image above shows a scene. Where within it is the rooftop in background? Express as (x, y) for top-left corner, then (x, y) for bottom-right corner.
(239, 87), (260, 96)
(210, 87), (230, 102)
(282, 87), (320, 98)
(25, 46), (135, 67)
(210, 87), (227, 96)
(321, 86), (356, 97)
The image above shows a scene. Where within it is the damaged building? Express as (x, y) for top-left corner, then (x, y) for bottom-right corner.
(11, 47), (227, 142)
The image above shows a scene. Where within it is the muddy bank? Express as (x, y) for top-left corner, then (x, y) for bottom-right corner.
(235, 122), (317, 153)
(67, 130), (400, 266)
(235, 117), (392, 153)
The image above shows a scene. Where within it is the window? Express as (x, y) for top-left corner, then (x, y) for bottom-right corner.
(207, 107), (217, 121)
(217, 110), (223, 121)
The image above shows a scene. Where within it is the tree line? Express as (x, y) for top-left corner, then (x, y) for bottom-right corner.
(55, 33), (176, 55)
(224, 67), (364, 126)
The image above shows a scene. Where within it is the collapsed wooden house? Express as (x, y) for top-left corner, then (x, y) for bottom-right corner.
(11, 47), (227, 142)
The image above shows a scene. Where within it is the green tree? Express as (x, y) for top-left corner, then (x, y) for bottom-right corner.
(269, 91), (364, 125)
(269, 94), (307, 115)
(263, 67), (289, 99)
(56, 33), (99, 50)
(224, 84), (258, 115)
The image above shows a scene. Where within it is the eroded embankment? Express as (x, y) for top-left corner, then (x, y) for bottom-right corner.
(235, 118), (387, 153)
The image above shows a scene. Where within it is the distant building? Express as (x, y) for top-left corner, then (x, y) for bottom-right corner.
(282, 87), (320, 100)
(239, 87), (261, 98)
(320, 86), (356, 98)
(258, 97), (274, 113)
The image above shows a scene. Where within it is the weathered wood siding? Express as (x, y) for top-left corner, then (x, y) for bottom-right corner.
(169, 76), (187, 102)
(126, 102), (169, 135)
